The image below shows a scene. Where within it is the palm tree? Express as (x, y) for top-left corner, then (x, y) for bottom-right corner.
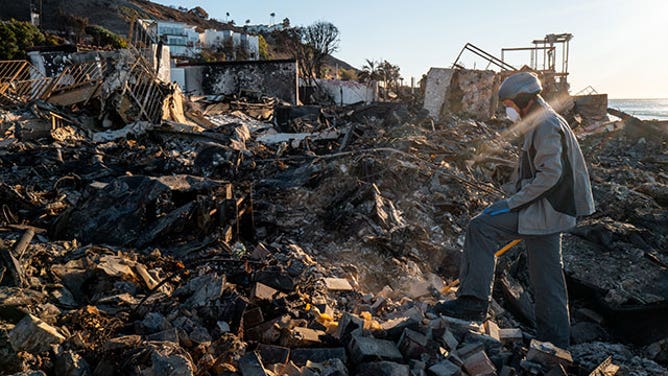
(358, 59), (379, 83)
(378, 60), (401, 91)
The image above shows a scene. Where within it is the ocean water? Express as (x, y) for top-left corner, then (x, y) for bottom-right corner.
(608, 98), (668, 121)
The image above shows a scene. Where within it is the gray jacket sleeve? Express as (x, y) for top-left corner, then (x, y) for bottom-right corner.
(506, 121), (563, 210)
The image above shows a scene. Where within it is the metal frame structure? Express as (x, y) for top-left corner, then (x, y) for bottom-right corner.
(501, 33), (573, 79)
(452, 43), (517, 71)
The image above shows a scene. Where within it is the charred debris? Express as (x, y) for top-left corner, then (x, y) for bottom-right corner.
(0, 44), (667, 376)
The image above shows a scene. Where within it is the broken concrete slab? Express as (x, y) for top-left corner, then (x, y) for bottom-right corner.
(174, 273), (226, 307)
(323, 277), (354, 291)
(8, 314), (66, 354)
(423, 68), (500, 121)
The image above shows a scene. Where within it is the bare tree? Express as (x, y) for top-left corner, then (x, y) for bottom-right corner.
(278, 21), (339, 84)
(302, 22), (339, 80)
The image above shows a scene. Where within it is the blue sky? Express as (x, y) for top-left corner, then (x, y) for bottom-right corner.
(154, 0), (667, 98)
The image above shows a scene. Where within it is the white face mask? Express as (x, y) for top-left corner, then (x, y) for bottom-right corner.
(505, 106), (521, 123)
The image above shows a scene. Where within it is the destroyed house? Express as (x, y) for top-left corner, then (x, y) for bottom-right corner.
(173, 59), (299, 104)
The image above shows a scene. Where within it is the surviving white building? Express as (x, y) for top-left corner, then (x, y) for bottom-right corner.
(138, 20), (201, 57)
(137, 19), (259, 60)
(200, 29), (259, 60)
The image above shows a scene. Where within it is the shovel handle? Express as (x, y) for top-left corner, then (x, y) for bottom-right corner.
(494, 239), (522, 257)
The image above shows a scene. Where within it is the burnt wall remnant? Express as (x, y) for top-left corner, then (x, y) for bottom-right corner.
(180, 59), (299, 104)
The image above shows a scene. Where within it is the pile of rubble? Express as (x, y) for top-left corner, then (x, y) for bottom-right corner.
(1, 49), (667, 376)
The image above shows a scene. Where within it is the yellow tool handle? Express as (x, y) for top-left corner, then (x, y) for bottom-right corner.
(494, 239), (522, 257)
(442, 239), (522, 294)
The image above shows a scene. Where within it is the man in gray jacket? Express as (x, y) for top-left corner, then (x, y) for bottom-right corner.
(433, 72), (595, 348)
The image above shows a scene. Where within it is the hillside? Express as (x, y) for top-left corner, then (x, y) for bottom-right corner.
(1, 0), (238, 36)
(0, 0), (359, 72)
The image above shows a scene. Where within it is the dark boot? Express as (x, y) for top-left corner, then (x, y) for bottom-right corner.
(432, 296), (488, 321)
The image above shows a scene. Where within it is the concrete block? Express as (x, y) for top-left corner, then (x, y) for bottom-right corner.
(456, 342), (484, 359)
(286, 327), (326, 347)
(256, 344), (290, 365)
(485, 321), (500, 341)
(397, 328), (430, 359)
(462, 350), (497, 376)
(498, 328), (523, 344)
(335, 312), (364, 341)
(526, 339), (573, 369)
(255, 269), (295, 292)
(463, 332), (502, 354)
(8, 314), (66, 353)
(441, 329), (459, 351)
(252, 282), (278, 301)
(380, 316), (422, 341)
(349, 335), (403, 364)
(355, 361), (410, 376)
(245, 316), (284, 343)
(428, 359), (462, 376)
(242, 307), (265, 329)
(290, 347), (346, 367)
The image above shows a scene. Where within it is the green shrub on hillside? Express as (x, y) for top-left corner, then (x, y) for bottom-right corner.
(0, 20), (46, 60)
(258, 34), (271, 60)
(85, 25), (128, 48)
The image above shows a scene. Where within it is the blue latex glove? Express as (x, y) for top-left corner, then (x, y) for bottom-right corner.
(483, 200), (510, 216)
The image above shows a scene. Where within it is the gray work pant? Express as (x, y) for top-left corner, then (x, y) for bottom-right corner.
(457, 211), (570, 348)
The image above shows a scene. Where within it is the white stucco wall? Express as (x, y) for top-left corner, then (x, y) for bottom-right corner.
(314, 79), (378, 105)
